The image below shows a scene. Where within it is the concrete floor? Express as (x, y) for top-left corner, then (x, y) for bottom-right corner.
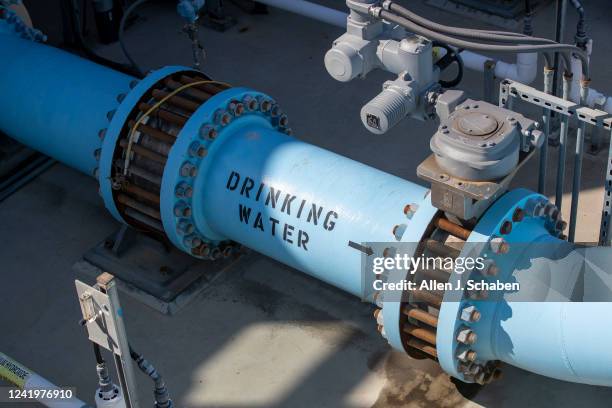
(2, 1), (612, 407)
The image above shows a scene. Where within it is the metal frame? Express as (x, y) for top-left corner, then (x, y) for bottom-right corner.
(75, 273), (140, 408)
(498, 79), (612, 244)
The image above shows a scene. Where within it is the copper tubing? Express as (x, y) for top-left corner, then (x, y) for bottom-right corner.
(434, 218), (471, 241)
(152, 89), (200, 112)
(406, 337), (438, 358)
(119, 139), (167, 164)
(178, 75), (228, 94)
(412, 290), (443, 308)
(128, 120), (176, 144)
(403, 324), (437, 345)
(164, 78), (212, 101)
(138, 103), (187, 126)
(117, 194), (161, 220)
(402, 307), (438, 327)
(123, 183), (160, 205)
(424, 239), (460, 258)
(124, 208), (164, 232)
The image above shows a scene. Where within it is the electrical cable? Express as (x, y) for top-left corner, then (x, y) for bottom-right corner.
(384, 1), (554, 67)
(375, 8), (588, 77)
(119, 0), (152, 78)
(385, 1), (557, 45)
(66, 0), (142, 77)
(129, 344), (173, 408)
(569, 0), (587, 49)
(93, 343), (104, 365)
(432, 41), (464, 88)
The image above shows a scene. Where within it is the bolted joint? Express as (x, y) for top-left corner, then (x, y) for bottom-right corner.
(184, 235), (202, 249)
(188, 142), (206, 158)
(258, 97), (272, 113)
(175, 182), (193, 198)
(174, 201), (192, 217)
(214, 109), (232, 126)
(482, 260), (499, 277)
(456, 327), (477, 345)
(457, 349), (477, 363)
(177, 220), (194, 235)
(228, 100), (245, 117)
(180, 162), (198, 177)
(460, 305), (481, 323)
(490, 236), (510, 254)
(556, 219), (568, 232)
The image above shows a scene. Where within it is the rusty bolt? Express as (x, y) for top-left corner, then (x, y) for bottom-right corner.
(200, 125), (217, 140)
(499, 220), (513, 235)
(457, 349), (477, 363)
(243, 95), (258, 111)
(490, 236), (510, 254)
(222, 246), (234, 258)
(260, 98), (272, 112)
(279, 114), (289, 128)
(556, 220), (568, 231)
(175, 183), (193, 198)
(512, 208), (525, 222)
(460, 305), (481, 322)
(180, 162), (197, 177)
(482, 260), (499, 276)
(184, 236), (202, 249)
(174, 202), (191, 217)
(177, 220), (194, 235)
(456, 327), (477, 345)
(230, 101), (245, 117)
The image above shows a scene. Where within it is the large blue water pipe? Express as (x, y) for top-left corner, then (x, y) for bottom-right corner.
(1, 14), (611, 388)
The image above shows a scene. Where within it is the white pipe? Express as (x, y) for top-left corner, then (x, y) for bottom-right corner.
(495, 52), (538, 84)
(260, 0), (539, 84)
(0, 352), (90, 408)
(255, 0), (347, 28)
(570, 51), (612, 113)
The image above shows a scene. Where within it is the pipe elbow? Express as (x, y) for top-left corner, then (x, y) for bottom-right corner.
(492, 302), (612, 386)
(496, 53), (537, 84)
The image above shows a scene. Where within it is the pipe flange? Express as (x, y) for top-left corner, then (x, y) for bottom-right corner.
(0, 7), (46, 42)
(437, 189), (565, 384)
(100, 66), (193, 224)
(160, 87), (290, 258)
(378, 192), (440, 353)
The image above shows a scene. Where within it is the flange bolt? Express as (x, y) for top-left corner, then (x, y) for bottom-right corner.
(456, 327), (477, 345)
(460, 305), (481, 323)
(490, 236), (510, 254)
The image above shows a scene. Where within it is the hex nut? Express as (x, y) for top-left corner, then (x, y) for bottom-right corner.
(460, 305), (481, 322)
(490, 236), (510, 254)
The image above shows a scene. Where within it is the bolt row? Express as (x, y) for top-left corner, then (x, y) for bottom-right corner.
(110, 72), (240, 260)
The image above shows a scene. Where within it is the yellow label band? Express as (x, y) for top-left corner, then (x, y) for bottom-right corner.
(0, 353), (31, 389)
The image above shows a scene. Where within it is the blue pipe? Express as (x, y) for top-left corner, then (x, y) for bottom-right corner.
(0, 35), (133, 175)
(199, 120), (433, 296)
(2, 16), (611, 388)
